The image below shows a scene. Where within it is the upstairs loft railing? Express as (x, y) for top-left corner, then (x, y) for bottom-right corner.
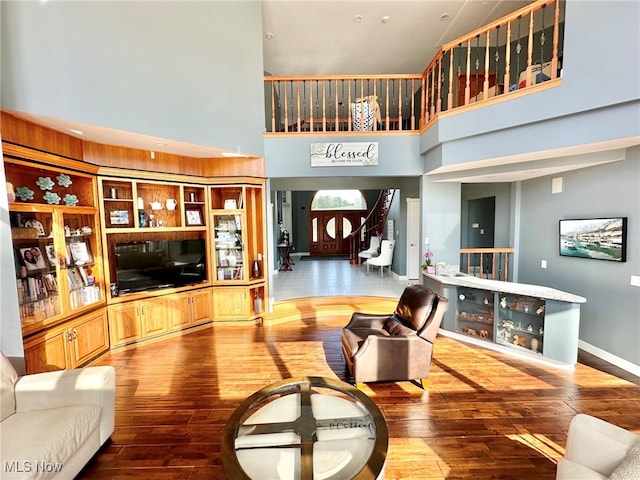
(265, 0), (563, 134)
(265, 75), (422, 133)
(460, 247), (515, 281)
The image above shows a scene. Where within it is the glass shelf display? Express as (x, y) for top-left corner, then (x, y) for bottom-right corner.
(496, 294), (545, 354)
(456, 287), (494, 341)
(213, 213), (244, 281)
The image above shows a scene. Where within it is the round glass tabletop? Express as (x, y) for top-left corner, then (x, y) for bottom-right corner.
(222, 376), (388, 480)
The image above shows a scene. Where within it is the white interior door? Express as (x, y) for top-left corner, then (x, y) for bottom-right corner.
(406, 198), (420, 280)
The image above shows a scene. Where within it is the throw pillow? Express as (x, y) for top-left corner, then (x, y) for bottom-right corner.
(609, 442), (640, 480)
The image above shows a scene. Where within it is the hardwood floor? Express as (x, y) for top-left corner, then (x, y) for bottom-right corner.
(81, 315), (640, 479)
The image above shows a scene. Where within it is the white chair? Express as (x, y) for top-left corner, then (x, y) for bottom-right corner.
(366, 240), (395, 277)
(556, 413), (640, 480)
(357, 235), (380, 264)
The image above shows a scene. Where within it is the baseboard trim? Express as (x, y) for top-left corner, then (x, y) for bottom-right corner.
(578, 340), (640, 378)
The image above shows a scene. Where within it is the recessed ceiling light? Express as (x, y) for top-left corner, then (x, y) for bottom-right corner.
(68, 128), (83, 135)
(265, 32), (274, 40)
(440, 13), (449, 21)
(353, 14), (363, 23)
(153, 142), (167, 147)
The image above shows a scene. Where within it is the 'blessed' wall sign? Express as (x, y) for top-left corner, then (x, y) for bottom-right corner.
(310, 142), (379, 167)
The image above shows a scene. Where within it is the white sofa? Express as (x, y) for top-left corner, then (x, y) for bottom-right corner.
(556, 413), (640, 479)
(0, 353), (116, 479)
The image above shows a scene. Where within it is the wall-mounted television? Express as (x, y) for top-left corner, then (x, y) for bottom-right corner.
(114, 239), (207, 294)
(559, 217), (627, 262)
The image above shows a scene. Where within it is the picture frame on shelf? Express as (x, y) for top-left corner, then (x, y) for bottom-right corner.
(19, 246), (47, 271)
(109, 210), (129, 225)
(45, 245), (57, 267)
(186, 209), (203, 226)
(68, 241), (93, 265)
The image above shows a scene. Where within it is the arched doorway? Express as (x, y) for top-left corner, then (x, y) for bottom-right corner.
(309, 190), (367, 256)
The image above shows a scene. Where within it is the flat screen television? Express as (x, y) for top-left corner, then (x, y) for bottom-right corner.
(559, 217), (627, 262)
(114, 239), (207, 294)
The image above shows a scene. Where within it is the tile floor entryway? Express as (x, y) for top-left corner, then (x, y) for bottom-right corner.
(271, 254), (411, 301)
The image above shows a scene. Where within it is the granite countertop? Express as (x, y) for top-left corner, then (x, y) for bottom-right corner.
(423, 272), (587, 303)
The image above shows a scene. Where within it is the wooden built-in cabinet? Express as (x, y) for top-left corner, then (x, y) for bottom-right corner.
(167, 288), (214, 330)
(3, 113), (268, 371)
(109, 288), (214, 347)
(210, 183), (267, 322)
(23, 309), (109, 374)
(108, 297), (169, 347)
(4, 144), (109, 373)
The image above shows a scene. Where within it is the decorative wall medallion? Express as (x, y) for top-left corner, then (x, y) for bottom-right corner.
(43, 191), (61, 204)
(36, 176), (55, 190)
(63, 193), (79, 206)
(57, 174), (72, 187)
(15, 186), (35, 201)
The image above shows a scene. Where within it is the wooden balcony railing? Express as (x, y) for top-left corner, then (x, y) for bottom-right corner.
(265, 0), (563, 134)
(264, 75), (422, 133)
(460, 247), (515, 281)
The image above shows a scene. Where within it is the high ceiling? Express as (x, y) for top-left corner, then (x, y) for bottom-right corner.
(261, 0), (532, 76)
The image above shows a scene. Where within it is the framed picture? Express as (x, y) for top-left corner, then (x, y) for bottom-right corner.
(559, 217), (627, 262)
(68, 241), (93, 265)
(110, 210), (129, 225)
(186, 209), (203, 226)
(19, 246), (48, 271)
(45, 245), (57, 267)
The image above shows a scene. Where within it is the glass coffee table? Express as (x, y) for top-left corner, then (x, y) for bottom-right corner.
(222, 376), (388, 479)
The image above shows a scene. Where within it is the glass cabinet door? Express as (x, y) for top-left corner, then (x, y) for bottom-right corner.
(10, 211), (63, 330)
(496, 294), (545, 354)
(62, 211), (103, 312)
(213, 213), (244, 281)
(456, 287), (495, 341)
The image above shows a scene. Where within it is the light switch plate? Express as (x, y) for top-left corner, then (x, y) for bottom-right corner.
(631, 275), (640, 287)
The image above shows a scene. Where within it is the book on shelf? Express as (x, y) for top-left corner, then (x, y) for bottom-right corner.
(17, 274), (59, 305)
(67, 267), (88, 290)
(69, 285), (101, 309)
(19, 295), (61, 321)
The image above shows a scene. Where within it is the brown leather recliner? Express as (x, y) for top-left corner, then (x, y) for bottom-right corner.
(341, 285), (448, 388)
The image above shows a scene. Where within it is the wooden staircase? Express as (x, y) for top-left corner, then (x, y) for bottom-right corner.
(348, 189), (396, 264)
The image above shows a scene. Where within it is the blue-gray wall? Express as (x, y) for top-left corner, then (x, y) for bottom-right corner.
(1, 1), (266, 156)
(518, 151), (640, 367)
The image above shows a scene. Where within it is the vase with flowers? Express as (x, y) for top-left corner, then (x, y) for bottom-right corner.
(422, 249), (435, 274)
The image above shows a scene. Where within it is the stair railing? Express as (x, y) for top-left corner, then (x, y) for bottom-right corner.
(349, 189), (396, 264)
